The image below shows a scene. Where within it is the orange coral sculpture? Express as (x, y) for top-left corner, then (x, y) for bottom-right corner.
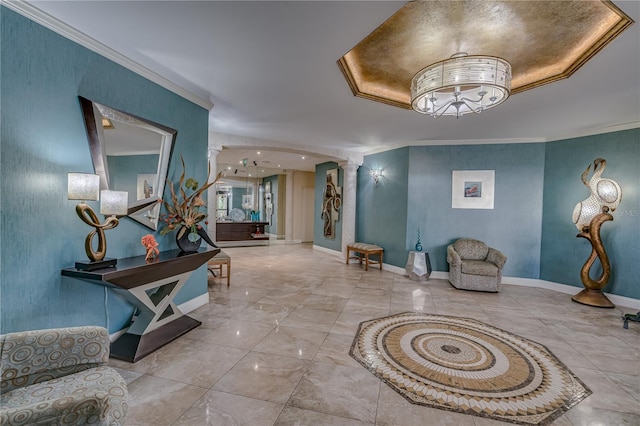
(141, 234), (160, 261)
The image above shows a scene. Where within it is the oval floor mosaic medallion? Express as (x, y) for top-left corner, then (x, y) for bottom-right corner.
(350, 312), (591, 425)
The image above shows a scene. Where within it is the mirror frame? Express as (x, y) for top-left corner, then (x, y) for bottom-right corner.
(79, 96), (177, 230)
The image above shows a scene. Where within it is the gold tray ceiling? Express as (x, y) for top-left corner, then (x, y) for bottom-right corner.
(338, 0), (634, 109)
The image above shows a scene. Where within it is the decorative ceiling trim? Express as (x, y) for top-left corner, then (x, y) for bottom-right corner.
(338, 0), (635, 109)
(360, 121), (640, 157)
(2, 0), (214, 111)
(513, 0), (634, 94)
(544, 121), (640, 144)
(337, 56), (410, 109)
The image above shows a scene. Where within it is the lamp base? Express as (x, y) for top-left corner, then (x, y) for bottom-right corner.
(75, 258), (117, 271)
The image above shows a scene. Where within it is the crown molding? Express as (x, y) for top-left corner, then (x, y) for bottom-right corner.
(362, 137), (546, 157)
(362, 121), (640, 157)
(545, 121), (640, 143)
(2, 0), (214, 111)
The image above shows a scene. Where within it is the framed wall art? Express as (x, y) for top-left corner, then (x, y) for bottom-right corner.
(137, 174), (156, 200)
(452, 170), (495, 209)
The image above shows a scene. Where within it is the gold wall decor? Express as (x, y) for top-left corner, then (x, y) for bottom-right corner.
(571, 158), (622, 308)
(321, 168), (342, 239)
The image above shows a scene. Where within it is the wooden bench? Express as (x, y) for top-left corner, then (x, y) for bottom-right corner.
(207, 250), (231, 286)
(346, 243), (383, 271)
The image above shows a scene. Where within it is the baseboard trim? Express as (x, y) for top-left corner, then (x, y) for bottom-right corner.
(505, 277), (640, 310)
(178, 293), (210, 314)
(109, 328), (128, 343)
(370, 266), (640, 311)
(312, 245), (342, 258)
(382, 263), (405, 275)
(429, 271), (450, 280)
(419, 272), (639, 310)
(215, 240), (269, 248)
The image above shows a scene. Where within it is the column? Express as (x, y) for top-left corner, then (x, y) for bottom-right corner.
(338, 160), (360, 257)
(284, 169), (294, 244)
(207, 145), (221, 243)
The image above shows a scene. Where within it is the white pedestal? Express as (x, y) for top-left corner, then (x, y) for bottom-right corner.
(406, 251), (432, 281)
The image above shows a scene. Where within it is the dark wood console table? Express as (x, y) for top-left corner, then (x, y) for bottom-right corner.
(61, 247), (219, 362)
(216, 221), (269, 241)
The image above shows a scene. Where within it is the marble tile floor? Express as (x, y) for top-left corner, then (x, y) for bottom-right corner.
(109, 244), (640, 426)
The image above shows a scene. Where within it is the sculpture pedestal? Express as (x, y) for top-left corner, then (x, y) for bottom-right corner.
(573, 212), (616, 309)
(405, 251), (432, 281)
(572, 289), (615, 308)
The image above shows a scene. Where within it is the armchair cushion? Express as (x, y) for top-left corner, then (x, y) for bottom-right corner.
(461, 260), (499, 277)
(1, 326), (128, 426)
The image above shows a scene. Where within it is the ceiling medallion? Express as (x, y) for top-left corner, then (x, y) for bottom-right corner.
(411, 53), (511, 118)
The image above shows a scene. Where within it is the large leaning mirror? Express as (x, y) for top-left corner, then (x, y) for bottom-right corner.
(79, 96), (177, 230)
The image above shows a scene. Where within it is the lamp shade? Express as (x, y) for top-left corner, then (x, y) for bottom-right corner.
(68, 173), (100, 201)
(100, 190), (129, 215)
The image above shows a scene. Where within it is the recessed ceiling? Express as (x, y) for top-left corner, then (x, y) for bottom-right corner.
(217, 148), (332, 177)
(338, 0), (633, 109)
(22, 0), (640, 171)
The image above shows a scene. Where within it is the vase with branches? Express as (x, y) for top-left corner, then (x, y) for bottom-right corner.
(160, 156), (221, 251)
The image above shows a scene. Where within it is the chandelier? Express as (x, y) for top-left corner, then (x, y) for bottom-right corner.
(411, 53), (512, 118)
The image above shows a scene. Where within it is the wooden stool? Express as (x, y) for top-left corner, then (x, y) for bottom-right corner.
(207, 250), (231, 286)
(346, 243), (383, 271)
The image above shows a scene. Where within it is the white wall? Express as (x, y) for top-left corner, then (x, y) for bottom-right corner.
(292, 171), (315, 243)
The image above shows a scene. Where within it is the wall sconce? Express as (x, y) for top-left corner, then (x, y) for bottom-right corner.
(68, 173), (128, 271)
(370, 168), (383, 185)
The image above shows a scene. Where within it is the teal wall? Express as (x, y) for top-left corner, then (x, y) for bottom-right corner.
(1, 8), (210, 334)
(346, 132), (637, 300)
(231, 187), (246, 210)
(108, 154), (159, 203)
(540, 128), (639, 299)
(406, 143), (545, 276)
(314, 162), (342, 251)
(357, 149), (410, 267)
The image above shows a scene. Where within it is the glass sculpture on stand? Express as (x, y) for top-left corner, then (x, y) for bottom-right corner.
(571, 158), (622, 308)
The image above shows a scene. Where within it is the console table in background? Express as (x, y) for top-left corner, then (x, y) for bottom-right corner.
(216, 221), (269, 247)
(61, 247), (219, 362)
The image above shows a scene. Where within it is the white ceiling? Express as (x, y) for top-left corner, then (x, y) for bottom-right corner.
(26, 0), (640, 172)
(217, 147), (325, 175)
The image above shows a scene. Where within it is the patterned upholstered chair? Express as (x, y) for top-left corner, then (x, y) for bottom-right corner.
(446, 238), (507, 292)
(1, 326), (128, 425)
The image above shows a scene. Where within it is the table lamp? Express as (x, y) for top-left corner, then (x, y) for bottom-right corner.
(68, 173), (128, 271)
